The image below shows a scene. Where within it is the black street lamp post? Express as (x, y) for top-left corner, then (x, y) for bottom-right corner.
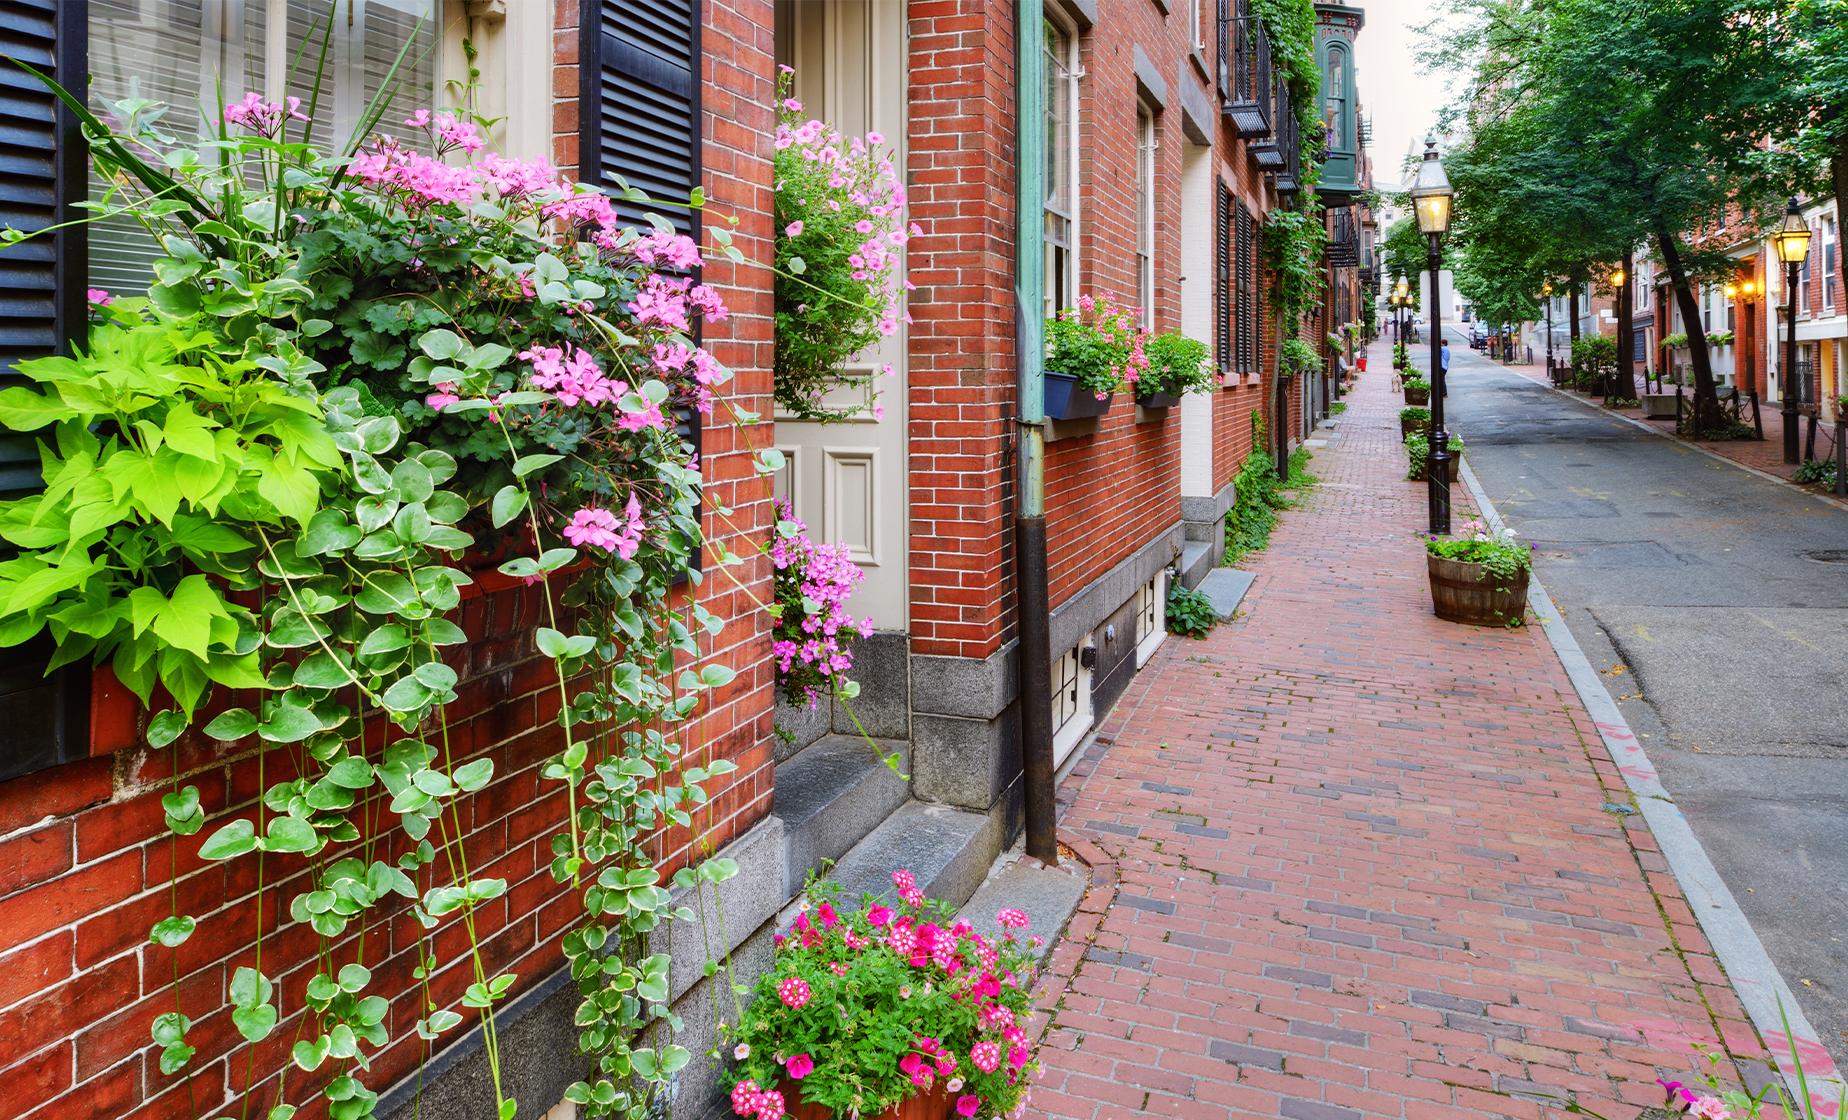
(1772, 199), (1812, 465)
(1542, 281), (1555, 381)
(1411, 137), (1455, 535)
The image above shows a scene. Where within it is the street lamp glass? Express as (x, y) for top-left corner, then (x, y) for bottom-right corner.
(1410, 137), (1453, 235)
(1724, 283), (1737, 299)
(1611, 269), (1624, 286)
(1773, 198), (1812, 264)
(1541, 281), (1553, 296)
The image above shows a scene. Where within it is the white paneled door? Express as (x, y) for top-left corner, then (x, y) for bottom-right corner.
(772, 0), (910, 630)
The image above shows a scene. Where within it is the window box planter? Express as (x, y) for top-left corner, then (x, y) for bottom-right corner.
(791, 1084), (952, 1120)
(1403, 384), (1430, 406)
(1134, 386), (1183, 409)
(1044, 371), (1114, 420)
(1642, 393), (1679, 420)
(1427, 553), (1530, 627)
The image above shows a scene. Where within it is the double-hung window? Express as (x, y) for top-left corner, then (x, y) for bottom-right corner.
(87, 0), (438, 294)
(1043, 15), (1079, 318)
(1824, 217), (1838, 314)
(1135, 105), (1156, 329)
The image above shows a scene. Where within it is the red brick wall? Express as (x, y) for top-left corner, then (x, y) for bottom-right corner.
(0, 6), (777, 1118)
(905, 0), (1020, 659)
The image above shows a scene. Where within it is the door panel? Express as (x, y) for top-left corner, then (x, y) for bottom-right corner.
(772, 0), (909, 629)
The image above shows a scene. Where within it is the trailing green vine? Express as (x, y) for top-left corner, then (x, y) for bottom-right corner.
(0, 70), (751, 1120)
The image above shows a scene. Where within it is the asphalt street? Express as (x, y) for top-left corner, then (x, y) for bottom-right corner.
(1430, 330), (1848, 1066)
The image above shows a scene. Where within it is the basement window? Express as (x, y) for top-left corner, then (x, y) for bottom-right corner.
(1135, 571), (1167, 667)
(1050, 643), (1092, 768)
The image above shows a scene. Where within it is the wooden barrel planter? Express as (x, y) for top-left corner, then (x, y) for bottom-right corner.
(1403, 386), (1430, 406)
(1406, 451), (1459, 483)
(1400, 416), (1430, 439)
(1427, 554), (1529, 627)
(790, 1085), (953, 1120)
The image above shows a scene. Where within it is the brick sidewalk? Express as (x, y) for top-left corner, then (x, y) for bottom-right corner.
(1032, 346), (1772, 1120)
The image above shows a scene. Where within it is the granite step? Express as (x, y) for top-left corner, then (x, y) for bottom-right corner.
(771, 734), (910, 893)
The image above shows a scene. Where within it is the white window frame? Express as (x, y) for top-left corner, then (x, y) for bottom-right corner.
(88, 0), (443, 293)
(1050, 643), (1093, 768)
(1135, 570), (1167, 667)
(1043, 11), (1081, 319)
(1192, 0), (1207, 52)
(1135, 103), (1157, 330)
(1824, 216), (1838, 314)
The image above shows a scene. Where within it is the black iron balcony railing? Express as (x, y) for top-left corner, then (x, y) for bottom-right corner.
(1221, 2), (1273, 139)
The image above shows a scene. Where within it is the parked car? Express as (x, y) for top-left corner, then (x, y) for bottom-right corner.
(1469, 322), (1489, 348)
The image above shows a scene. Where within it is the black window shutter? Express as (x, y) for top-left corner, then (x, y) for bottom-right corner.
(581, 0), (704, 554)
(1215, 182), (1232, 372)
(580, 0), (702, 243)
(0, 0), (91, 778)
(1235, 205), (1251, 375)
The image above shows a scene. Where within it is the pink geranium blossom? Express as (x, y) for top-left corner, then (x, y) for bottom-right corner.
(784, 1053), (813, 1080)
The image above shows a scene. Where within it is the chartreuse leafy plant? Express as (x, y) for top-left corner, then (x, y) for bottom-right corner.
(0, 71), (750, 1120)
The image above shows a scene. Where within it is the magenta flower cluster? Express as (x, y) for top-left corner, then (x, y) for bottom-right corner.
(768, 502), (873, 708)
(727, 871), (1042, 1120)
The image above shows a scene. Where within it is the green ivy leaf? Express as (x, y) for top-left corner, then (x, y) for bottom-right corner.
(452, 758), (493, 792)
(510, 453), (562, 478)
(258, 704), (322, 744)
(198, 818), (257, 860)
(146, 709), (188, 749)
(161, 785), (204, 835)
(490, 485), (527, 528)
(262, 815), (320, 854)
(149, 915), (196, 947)
(325, 756), (374, 790)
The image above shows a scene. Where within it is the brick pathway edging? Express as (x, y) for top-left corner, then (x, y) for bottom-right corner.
(1460, 459), (1848, 1110)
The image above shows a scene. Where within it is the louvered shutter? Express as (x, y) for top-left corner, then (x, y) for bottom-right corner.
(581, 0), (703, 568)
(581, 0), (702, 241)
(1215, 182), (1232, 373)
(0, 0), (91, 779)
(1235, 205), (1251, 375)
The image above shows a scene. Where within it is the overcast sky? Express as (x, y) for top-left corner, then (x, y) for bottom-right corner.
(1356, 0), (1461, 190)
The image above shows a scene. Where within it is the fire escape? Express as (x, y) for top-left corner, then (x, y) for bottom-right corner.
(1219, 0), (1301, 197)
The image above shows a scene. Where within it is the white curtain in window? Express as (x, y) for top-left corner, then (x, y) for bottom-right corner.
(89, 0), (435, 295)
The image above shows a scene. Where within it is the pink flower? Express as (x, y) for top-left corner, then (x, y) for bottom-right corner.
(733, 1043), (750, 1060)
(754, 1089), (785, 1120)
(785, 1053), (814, 1080)
(956, 1095), (981, 1118)
(892, 870), (917, 892)
(1688, 1099), (1730, 1120)
(995, 908), (1029, 930)
(784, 221), (805, 237)
(866, 904), (893, 927)
(777, 976), (811, 1009)
(970, 1041), (1001, 1073)
(730, 1080), (761, 1117)
(85, 288), (112, 306)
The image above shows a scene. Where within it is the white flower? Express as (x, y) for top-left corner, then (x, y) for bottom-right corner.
(734, 1044), (751, 1060)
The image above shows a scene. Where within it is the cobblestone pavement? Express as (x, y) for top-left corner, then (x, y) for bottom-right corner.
(1031, 344), (1775, 1120)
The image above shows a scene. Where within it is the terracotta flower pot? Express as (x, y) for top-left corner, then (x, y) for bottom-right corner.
(789, 1083), (954, 1120)
(1427, 554), (1529, 627)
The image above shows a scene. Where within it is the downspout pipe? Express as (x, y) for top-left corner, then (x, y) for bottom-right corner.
(1015, 1), (1057, 866)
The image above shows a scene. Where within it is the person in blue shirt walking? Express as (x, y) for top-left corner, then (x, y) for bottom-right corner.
(1439, 337), (1450, 397)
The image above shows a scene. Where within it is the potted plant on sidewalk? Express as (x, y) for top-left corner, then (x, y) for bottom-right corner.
(724, 873), (1043, 1120)
(1404, 430), (1463, 482)
(1426, 519), (1533, 627)
(1044, 295), (1144, 420)
(1402, 376), (1431, 406)
(1135, 331), (1212, 409)
(1279, 338), (1320, 383)
(1399, 406), (1431, 439)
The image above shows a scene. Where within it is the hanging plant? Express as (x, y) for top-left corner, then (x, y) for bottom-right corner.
(768, 501), (873, 709)
(1137, 332), (1214, 398)
(0, 74), (748, 1120)
(773, 69), (912, 422)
